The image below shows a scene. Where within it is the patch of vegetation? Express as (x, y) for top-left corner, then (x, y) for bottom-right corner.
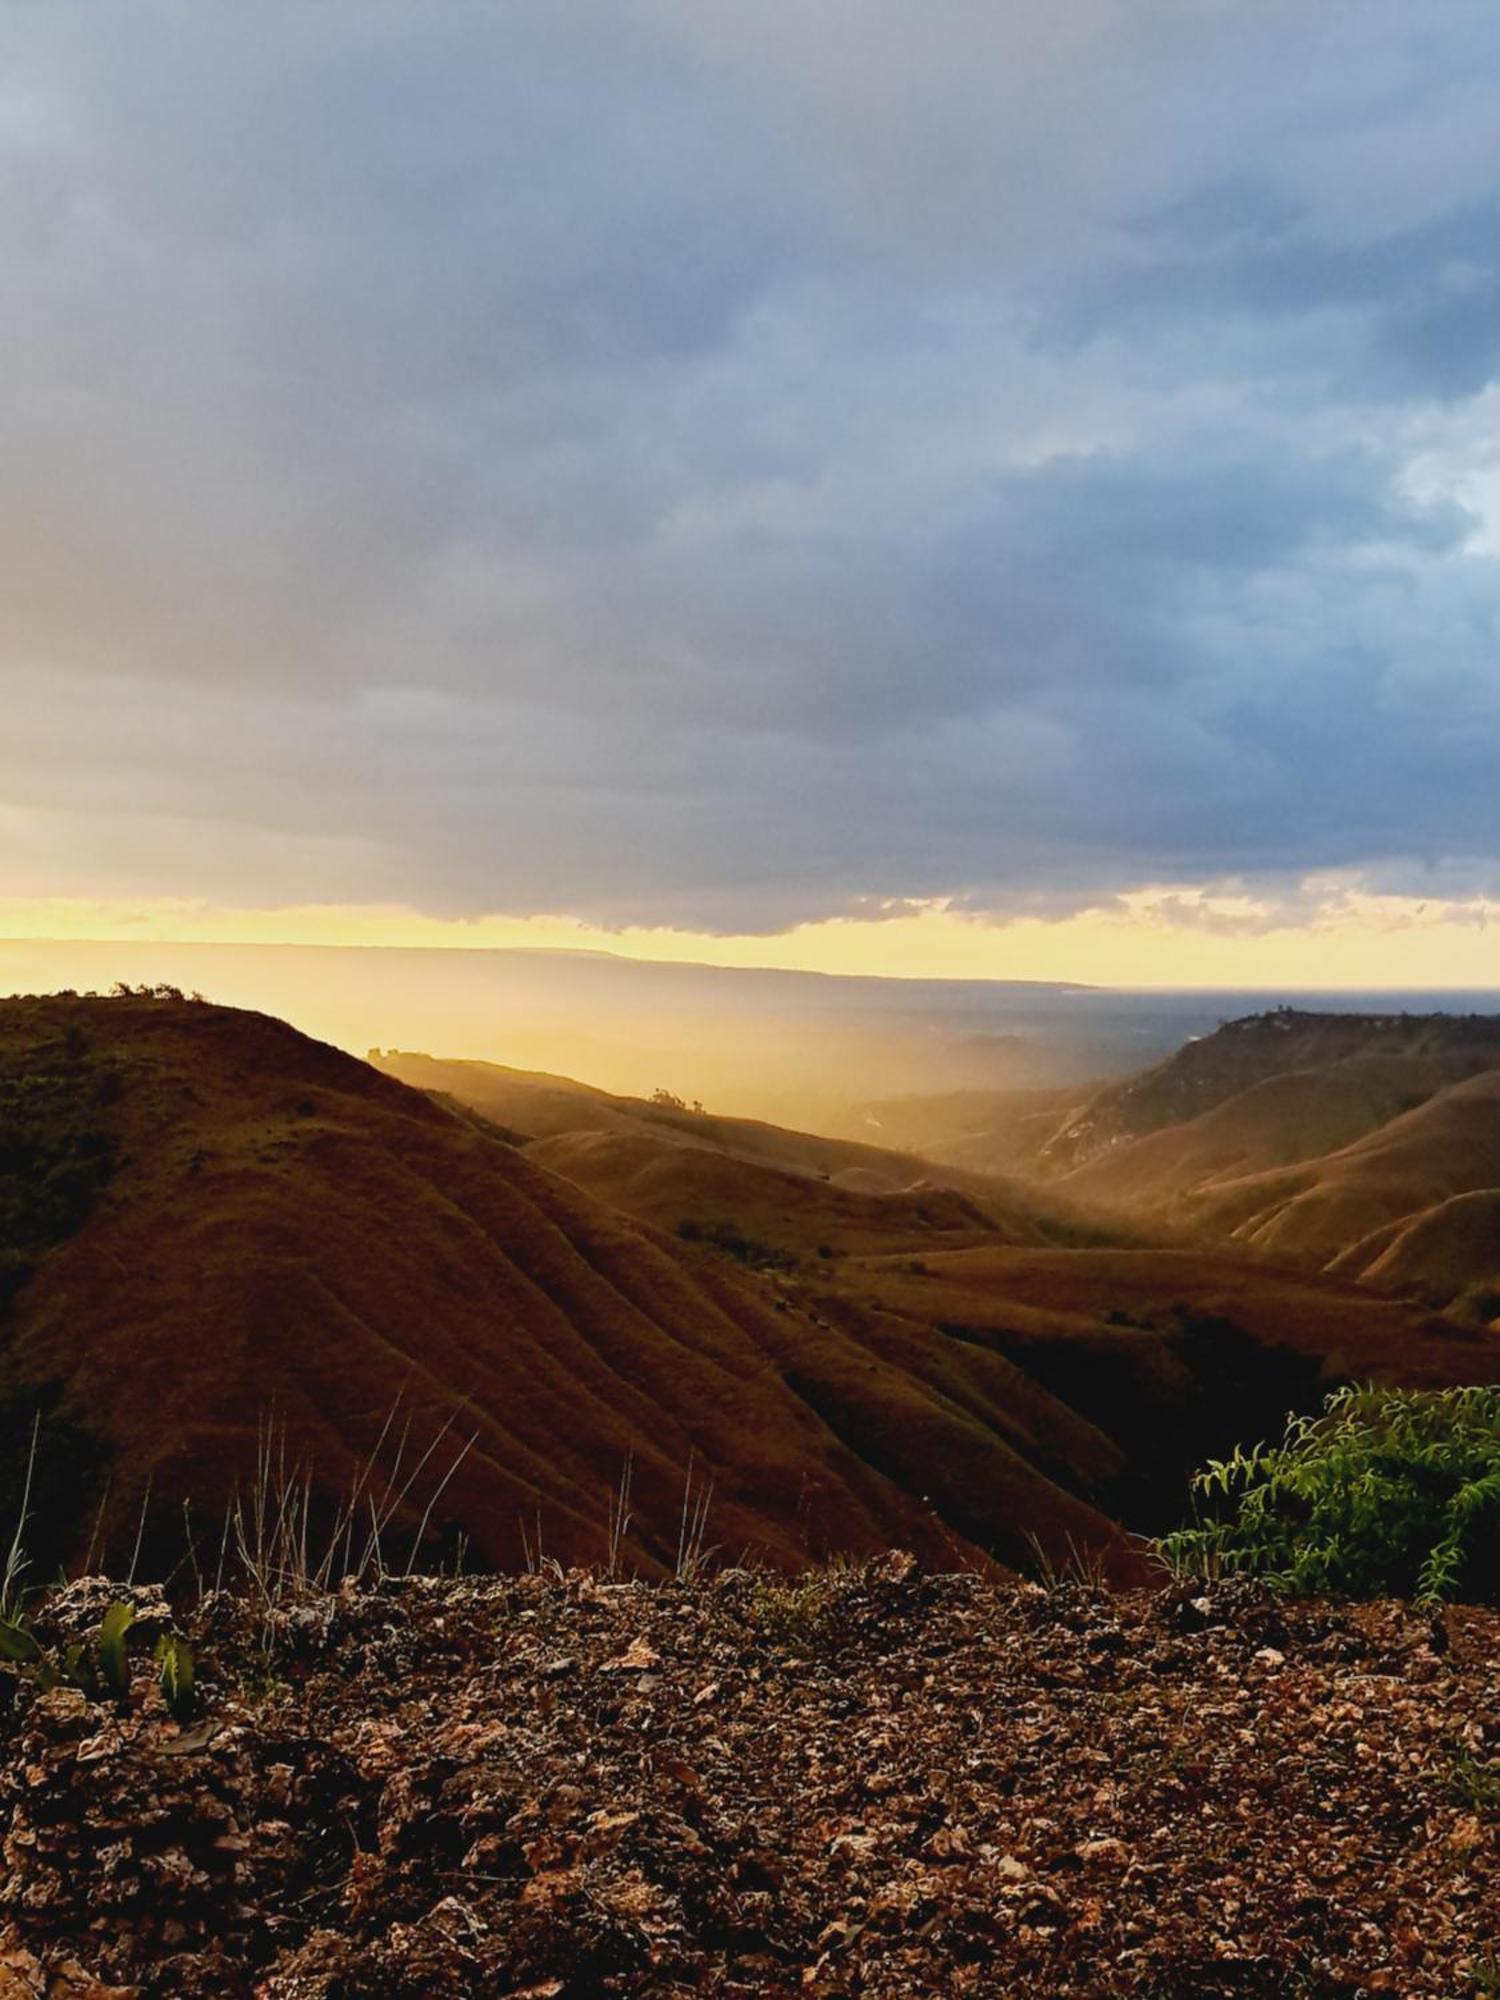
(675, 1218), (795, 1272)
(1160, 1385), (1500, 1603)
(650, 1087), (705, 1114)
(746, 1563), (859, 1651)
(0, 1596), (195, 1720)
(0, 1026), (120, 1311)
(1450, 1750), (1500, 1814)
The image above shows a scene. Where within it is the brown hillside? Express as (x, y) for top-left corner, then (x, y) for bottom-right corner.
(372, 1050), (1116, 1244)
(1040, 1009), (1500, 1175)
(820, 1245), (1499, 1526)
(1056, 1052), (1477, 1222)
(1331, 1187), (1500, 1308)
(1190, 1068), (1500, 1265)
(370, 1041), (1500, 1536)
(0, 996), (1144, 1581)
(526, 1129), (1007, 1260)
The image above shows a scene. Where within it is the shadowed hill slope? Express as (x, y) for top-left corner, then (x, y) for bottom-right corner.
(371, 1041), (1500, 1541)
(1187, 1068), (1500, 1267)
(0, 996), (1149, 1581)
(820, 1245), (1500, 1527)
(1041, 1009), (1500, 1175)
(370, 1051), (1117, 1249)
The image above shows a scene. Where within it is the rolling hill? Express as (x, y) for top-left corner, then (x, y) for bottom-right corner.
(4, 997), (1493, 1593)
(371, 1042), (1499, 1536)
(1183, 1066), (1500, 1269)
(883, 1009), (1500, 1319)
(1041, 1008), (1500, 1175)
(369, 1050), (1112, 1249)
(0, 994), (1150, 1582)
(1046, 1016), (1500, 1313)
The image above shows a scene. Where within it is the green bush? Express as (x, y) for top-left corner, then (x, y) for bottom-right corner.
(1159, 1384), (1500, 1604)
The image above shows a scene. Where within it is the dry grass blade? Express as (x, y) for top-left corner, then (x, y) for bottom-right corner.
(675, 1451), (716, 1584)
(606, 1452), (634, 1581)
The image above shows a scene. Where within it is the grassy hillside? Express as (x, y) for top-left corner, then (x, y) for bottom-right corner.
(0, 995), (1147, 1581)
(917, 1011), (1500, 1319)
(373, 1041), (1499, 1540)
(1042, 1009), (1500, 1173)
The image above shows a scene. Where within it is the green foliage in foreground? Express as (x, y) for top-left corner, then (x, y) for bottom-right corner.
(1160, 1384), (1500, 1604)
(0, 1599), (195, 1720)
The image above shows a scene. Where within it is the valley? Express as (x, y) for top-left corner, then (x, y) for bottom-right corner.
(0, 993), (1496, 1595)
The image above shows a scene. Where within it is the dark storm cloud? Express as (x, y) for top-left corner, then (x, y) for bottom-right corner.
(6, 0), (1500, 927)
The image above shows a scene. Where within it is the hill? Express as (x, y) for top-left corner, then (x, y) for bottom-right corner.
(370, 1047), (1498, 1538)
(1332, 1188), (1500, 1309)
(1055, 1053), (1481, 1219)
(370, 1050), (1113, 1252)
(0, 994), (1149, 1581)
(1041, 1008), (1500, 1175)
(5, 998), (1493, 1591)
(525, 1130), (1003, 1262)
(1189, 1066), (1500, 1264)
(1028, 1013), (1500, 1315)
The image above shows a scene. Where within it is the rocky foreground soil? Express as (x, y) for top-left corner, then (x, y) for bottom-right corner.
(0, 1562), (1494, 1998)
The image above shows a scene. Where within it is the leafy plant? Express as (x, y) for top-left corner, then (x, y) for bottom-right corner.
(0, 1593), (197, 1713)
(97, 1600), (136, 1701)
(0, 1612), (44, 1671)
(1159, 1385), (1500, 1603)
(155, 1631), (195, 1721)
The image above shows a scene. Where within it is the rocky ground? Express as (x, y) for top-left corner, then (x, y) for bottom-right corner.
(0, 1560), (1494, 1997)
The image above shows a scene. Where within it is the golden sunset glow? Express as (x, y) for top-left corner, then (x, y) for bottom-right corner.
(4, 884), (1498, 993)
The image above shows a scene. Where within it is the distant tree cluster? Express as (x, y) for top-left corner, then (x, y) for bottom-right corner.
(650, 1087), (705, 1114)
(106, 982), (206, 1002)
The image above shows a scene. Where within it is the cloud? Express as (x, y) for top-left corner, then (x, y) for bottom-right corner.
(4, 1), (1500, 931)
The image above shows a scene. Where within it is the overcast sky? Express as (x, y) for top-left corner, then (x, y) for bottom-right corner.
(7, 2), (1500, 939)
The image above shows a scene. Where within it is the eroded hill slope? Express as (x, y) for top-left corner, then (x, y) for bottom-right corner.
(1030, 1018), (1500, 1313)
(0, 996), (1143, 1580)
(372, 1038), (1499, 1538)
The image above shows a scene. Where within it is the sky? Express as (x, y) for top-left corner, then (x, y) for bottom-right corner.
(6, 1), (1500, 987)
